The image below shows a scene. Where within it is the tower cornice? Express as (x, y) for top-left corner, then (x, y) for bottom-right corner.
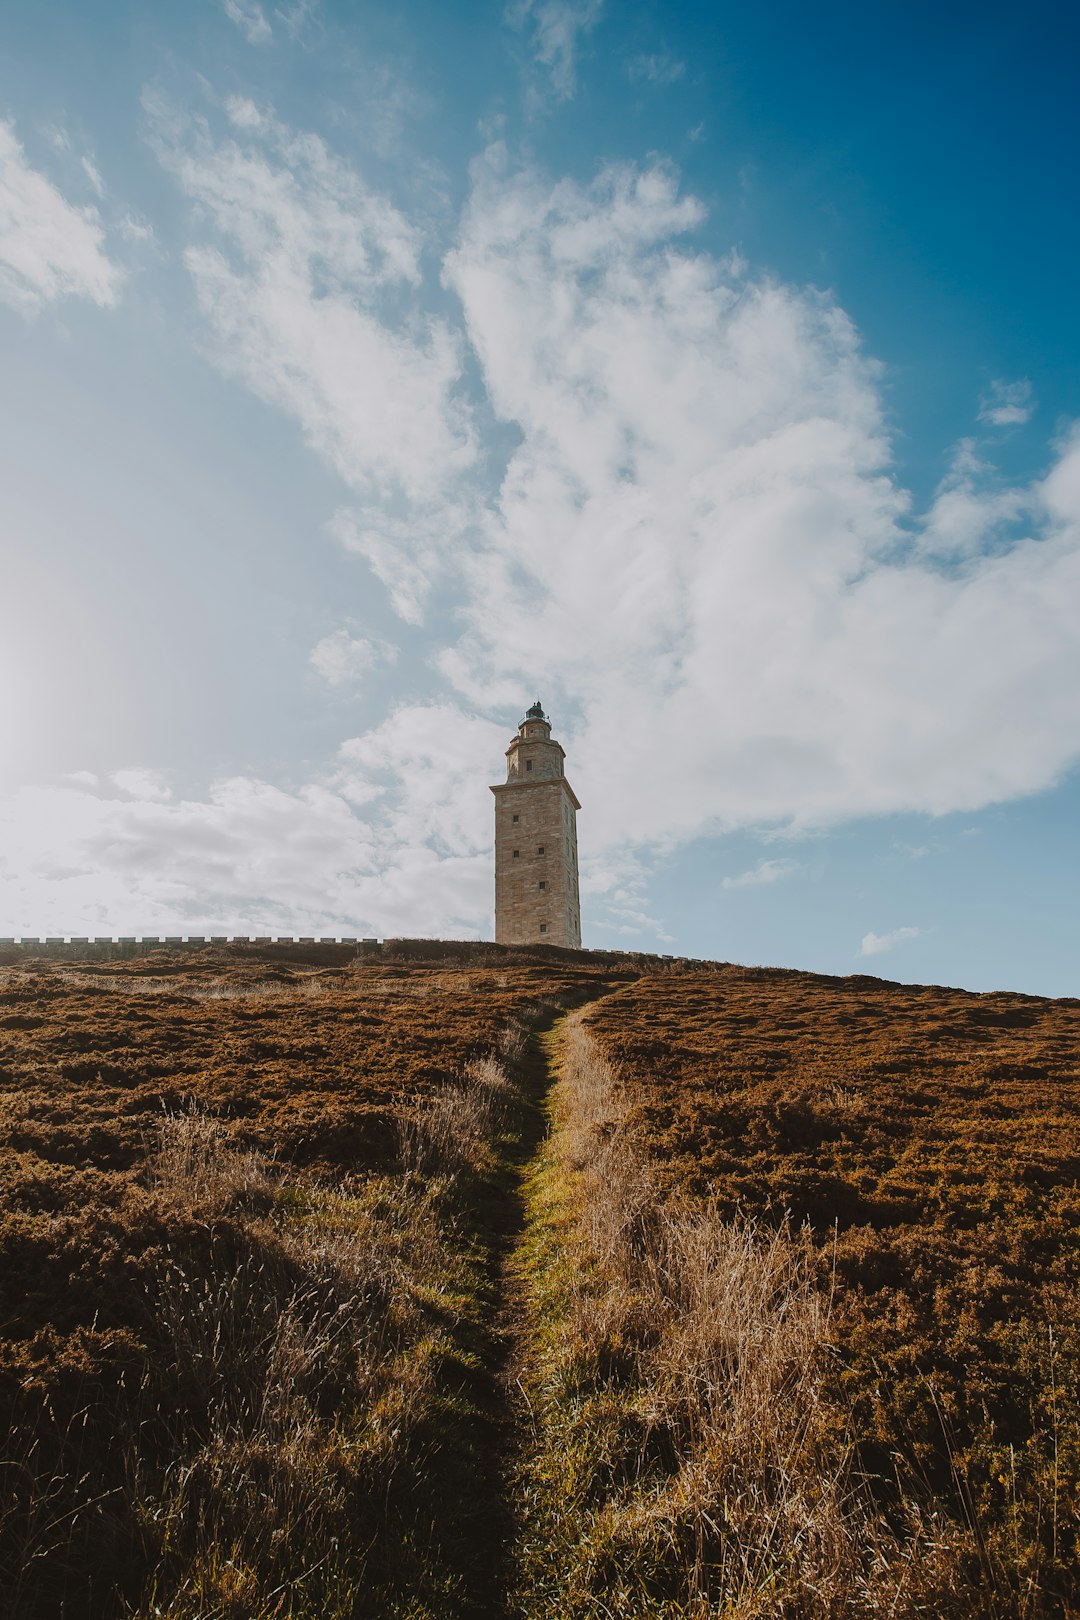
(490, 776), (581, 811)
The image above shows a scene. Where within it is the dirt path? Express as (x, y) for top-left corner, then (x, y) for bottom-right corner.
(463, 988), (621, 1619)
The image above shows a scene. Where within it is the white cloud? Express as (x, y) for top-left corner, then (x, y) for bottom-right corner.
(223, 0), (272, 44)
(112, 768), (173, 803)
(442, 153), (1080, 853)
(110, 121), (1080, 945)
(0, 120), (121, 313)
(979, 377), (1034, 427)
(918, 439), (1027, 559)
(80, 156), (105, 198)
(148, 94), (476, 618)
(327, 505), (472, 627)
(859, 926), (922, 957)
(310, 629), (397, 686)
(722, 858), (798, 890)
(0, 776), (376, 936)
(581, 846), (672, 939)
(277, 1), (319, 39)
(628, 53), (685, 86)
(119, 213), (156, 245)
(507, 0), (603, 100)
(336, 703), (506, 856)
(0, 708), (506, 937)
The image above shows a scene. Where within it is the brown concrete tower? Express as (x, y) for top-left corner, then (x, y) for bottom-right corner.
(491, 701), (581, 947)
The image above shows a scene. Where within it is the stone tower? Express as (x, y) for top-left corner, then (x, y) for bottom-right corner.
(491, 701), (581, 948)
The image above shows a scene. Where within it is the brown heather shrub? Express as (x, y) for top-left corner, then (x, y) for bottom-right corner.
(582, 968), (1080, 1616)
(0, 952), (622, 1618)
(1, 1058), (523, 1619)
(515, 1011), (1056, 1618)
(125, 1111), (456, 1619)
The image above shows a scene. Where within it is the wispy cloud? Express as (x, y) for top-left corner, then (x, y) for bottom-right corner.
(310, 630), (397, 687)
(582, 847), (672, 940)
(276, 0), (319, 40)
(0, 120), (121, 313)
(859, 926), (922, 957)
(80, 155), (105, 198)
(627, 52), (685, 86)
(917, 439), (1028, 559)
(223, 0), (272, 44)
(148, 93), (476, 620)
(118, 213), (156, 245)
(979, 377), (1034, 427)
(112, 768), (172, 803)
(722, 858), (799, 890)
(507, 0), (603, 100)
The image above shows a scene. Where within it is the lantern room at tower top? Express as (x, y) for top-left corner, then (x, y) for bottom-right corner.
(491, 701), (582, 948)
(504, 699), (579, 786)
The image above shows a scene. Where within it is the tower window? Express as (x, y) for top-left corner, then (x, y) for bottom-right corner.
(513, 850), (520, 859)
(538, 845), (545, 854)
(539, 924), (547, 934)
(526, 759), (533, 771)
(539, 881), (546, 891)
(512, 814), (519, 823)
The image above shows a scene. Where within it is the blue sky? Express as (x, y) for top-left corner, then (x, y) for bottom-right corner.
(1, 0), (1078, 995)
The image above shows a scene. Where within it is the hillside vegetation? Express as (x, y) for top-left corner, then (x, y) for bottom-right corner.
(575, 967), (1080, 1613)
(0, 944), (1077, 1618)
(0, 945), (619, 1617)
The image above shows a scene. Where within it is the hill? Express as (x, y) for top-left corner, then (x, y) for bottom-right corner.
(0, 943), (1076, 1617)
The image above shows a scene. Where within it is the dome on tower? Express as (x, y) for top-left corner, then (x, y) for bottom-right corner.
(525, 699), (546, 721)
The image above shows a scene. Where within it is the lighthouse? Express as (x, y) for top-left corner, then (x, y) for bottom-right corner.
(490, 701), (581, 948)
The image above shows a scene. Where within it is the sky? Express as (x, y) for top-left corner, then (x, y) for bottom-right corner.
(1, 0), (1079, 995)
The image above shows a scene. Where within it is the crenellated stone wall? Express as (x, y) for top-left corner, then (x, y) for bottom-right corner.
(0, 937), (381, 961)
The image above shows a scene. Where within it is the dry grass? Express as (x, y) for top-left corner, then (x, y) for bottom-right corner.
(52, 971), (320, 1000)
(576, 969), (1080, 1616)
(400, 1055), (517, 1181)
(513, 1011), (1062, 1618)
(9, 946), (1070, 1615)
(0, 954), (613, 1180)
(514, 1013), (853, 1615)
(2, 1072), (514, 1619)
(154, 1105), (272, 1209)
(0, 950), (620, 1619)
(132, 1105), (490, 1620)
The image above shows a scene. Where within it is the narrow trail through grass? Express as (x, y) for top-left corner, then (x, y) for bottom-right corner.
(464, 989), (625, 1620)
(500, 993), (862, 1619)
